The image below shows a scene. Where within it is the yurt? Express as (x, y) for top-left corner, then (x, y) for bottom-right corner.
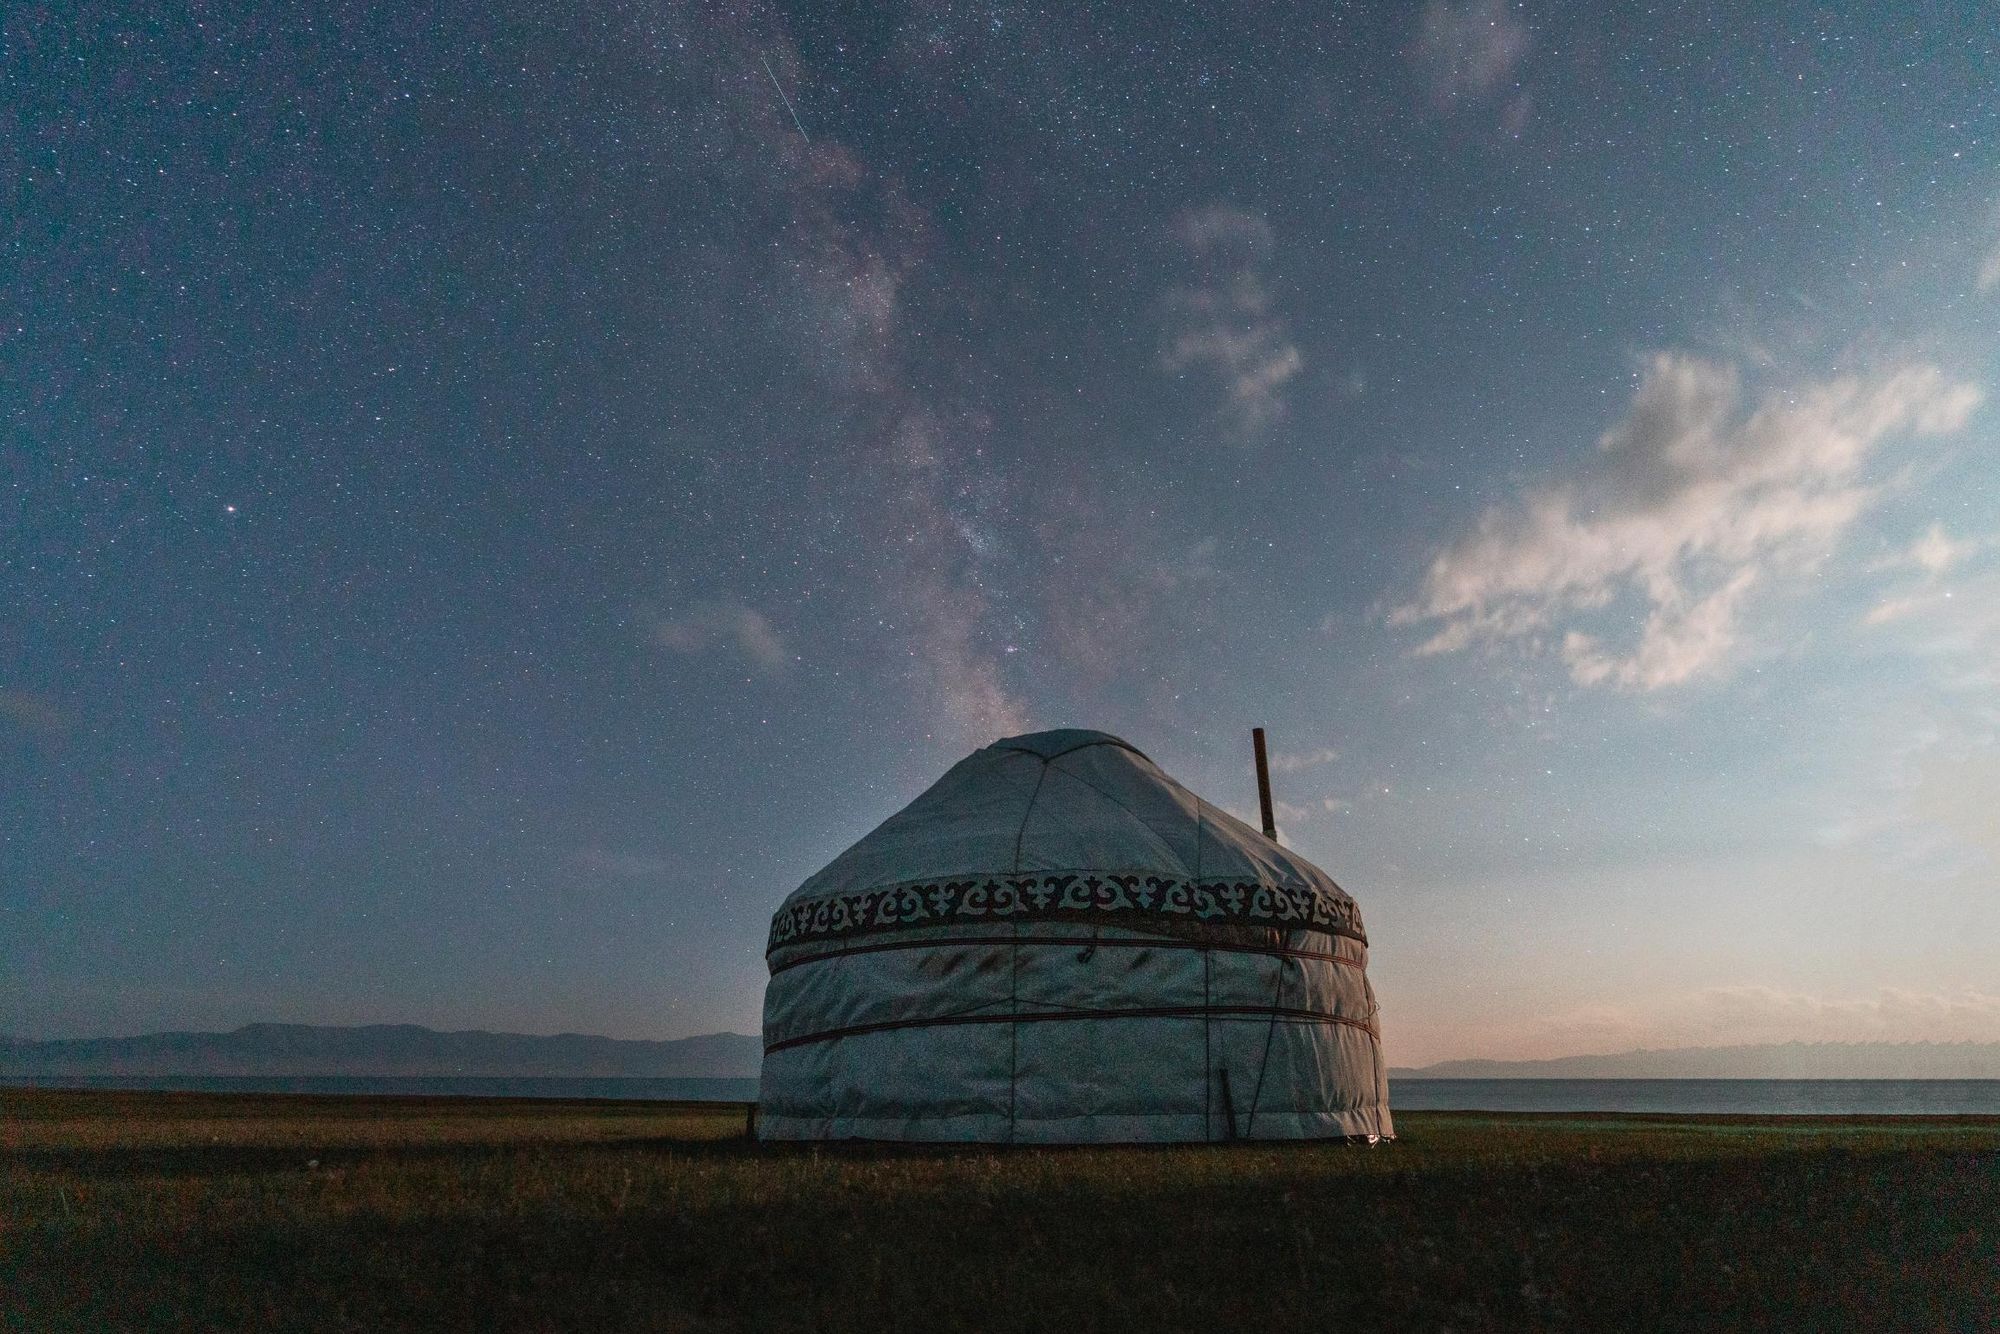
(757, 728), (1392, 1142)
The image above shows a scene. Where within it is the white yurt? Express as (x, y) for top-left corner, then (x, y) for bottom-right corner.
(757, 728), (1392, 1143)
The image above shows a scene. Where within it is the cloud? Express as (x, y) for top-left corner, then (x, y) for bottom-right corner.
(1863, 588), (1944, 627)
(1270, 798), (1313, 825)
(1863, 524), (1997, 629)
(1270, 746), (1339, 774)
(1861, 566), (2000, 673)
(1227, 789), (1352, 844)
(1409, 0), (1530, 112)
(1394, 352), (1983, 688)
(1904, 521), (1982, 574)
(1160, 206), (1302, 439)
(1901, 746), (2000, 869)
(646, 601), (788, 672)
(1532, 985), (2000, 1052)
(1220, 799), (1302, 845)
(1170, 204), (1272, 252)
(0, 689), (66, 739)
(1979, 209), (2000, 293)
(1816, 623), (2000, 877)
(1873, 521), (1987, 579)
(1559, 567), (1758, 690)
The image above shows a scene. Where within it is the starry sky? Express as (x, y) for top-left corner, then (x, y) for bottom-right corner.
(7, 1), (1998, 1064)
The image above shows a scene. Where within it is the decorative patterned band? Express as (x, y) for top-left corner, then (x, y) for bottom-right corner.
(756, 1008), (1384, 1056)
(767, 873), (1365, 957)
(767, 932), (1367, 976)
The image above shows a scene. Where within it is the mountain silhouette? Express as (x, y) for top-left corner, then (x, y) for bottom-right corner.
(1392, 1041), (2000, 1079)
(0, 1023), (762, 1077)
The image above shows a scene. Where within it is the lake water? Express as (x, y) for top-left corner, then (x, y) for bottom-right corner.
(7, 1075), (2000, 1115)
(1390, 1078), (2000, 1116)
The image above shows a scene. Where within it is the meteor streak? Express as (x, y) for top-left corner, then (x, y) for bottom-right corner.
(762, 54), (810, 144)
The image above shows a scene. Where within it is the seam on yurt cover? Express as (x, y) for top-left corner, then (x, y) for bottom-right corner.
(1008, 916), (1020, 1143)
(763, 1004), (1379, 1056)
(1364, 978), (1387, 1106)
(1044, 758), (1195, 875)
(1243, 933), (1292, 1136)
(1007, 760), (1050, 1143)
(1194, 792), (1209, 1140)
(1232, 782), (1284, 1138)
(991, 733), (1150, 764)
(1010, 760), (1053, 874)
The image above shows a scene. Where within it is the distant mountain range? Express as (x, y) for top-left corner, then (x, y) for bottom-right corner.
(1392, 1041), (2000, 1080)
(10, 1028), (1996, 1082)
(0, 1024), (763, 1078)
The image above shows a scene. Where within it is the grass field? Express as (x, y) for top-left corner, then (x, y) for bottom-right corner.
(4, 1091), (1998, 1332)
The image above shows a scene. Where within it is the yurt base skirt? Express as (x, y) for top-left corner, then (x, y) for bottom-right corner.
(755, 1108), (1393, 1143)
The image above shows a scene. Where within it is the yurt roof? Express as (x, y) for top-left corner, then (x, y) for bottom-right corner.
(777, 728), (1358, 919)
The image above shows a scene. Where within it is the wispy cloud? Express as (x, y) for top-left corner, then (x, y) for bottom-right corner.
(1978, 208), (2000, 293)
(1270, 745), (1339, 774)
(1864, 523), (1996, 626)
(1562, 567), (1758, 690)
(645, 601), (789, 673)
(1862, 516), (2000, 697)
(1160, 205), (1302, 440)
(1408, 0), (1530, 112)
(1823, 572), (2000, 878)
(1532, 985), (2000, 1052)
(1905, 745), (2000, 868)
(1901, 521), (1985, 575)
(1863, 566), (2000, 659)
(1871, 521), (1988, 579)
(1271, 798), (1314, 828)
(1393, 353), (1982, 689)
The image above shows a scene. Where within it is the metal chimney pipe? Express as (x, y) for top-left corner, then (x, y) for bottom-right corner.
(1252, 727), (1277, 841)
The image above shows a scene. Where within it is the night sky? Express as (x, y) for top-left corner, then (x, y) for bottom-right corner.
(8, 2), (1998, 1064)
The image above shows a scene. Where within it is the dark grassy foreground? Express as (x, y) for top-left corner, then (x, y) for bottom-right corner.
(4, 1092), (1998, 1332)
